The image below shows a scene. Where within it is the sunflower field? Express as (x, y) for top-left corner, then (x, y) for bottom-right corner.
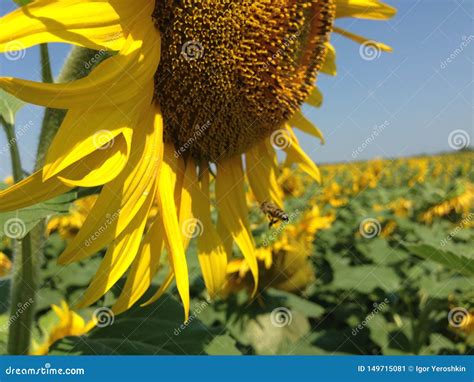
(1, 151), (472, 356)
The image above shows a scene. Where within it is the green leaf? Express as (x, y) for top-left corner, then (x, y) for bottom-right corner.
(0, 192), (76, 240)
(329, 263), (400, 294)
(405, 243), (474, 276)
(51, 295), (241, 355)
(227, 310), (310, 355)
(0, 89), (25, 125)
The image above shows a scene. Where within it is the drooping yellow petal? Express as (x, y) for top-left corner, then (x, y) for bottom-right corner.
(0, 22), (160, 109)
(0, 170), (71, 212)
(0, 0), (127, 52)
(42, 89), (152, 181)
(177, 158), (197, 251)
(289, 110), (325, 144)
(157, 143), (189, 321)
(305, 86), (323, 108)
(191, 168), (228, 299)
(58, 105), (162, 264)
(321, 43), (337, 76)
(246, 141), (283, 208)
(0, 147), (120, 211)
(283, 125), (322, 184)
(333, 26), (393, 52)
(216, 156), (258, 296)
(76, 184), (156, 308)
(335, 0), (397, 20)
(112, 215), (165, 315)
(56, 134), (129, 188)
(111, 110), (165, 314)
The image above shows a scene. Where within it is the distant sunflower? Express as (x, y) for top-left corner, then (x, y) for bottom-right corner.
(0, 0), (395, 319)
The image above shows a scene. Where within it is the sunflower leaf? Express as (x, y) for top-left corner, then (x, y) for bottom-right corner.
(405, 243), (474, 276)
(0, 192), (76, 240)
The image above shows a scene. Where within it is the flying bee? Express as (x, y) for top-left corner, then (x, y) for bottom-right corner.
(260, 201), (289, 228)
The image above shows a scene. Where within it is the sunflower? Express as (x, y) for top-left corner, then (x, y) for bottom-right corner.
(31, 301), (96, 355)
(0, 0), (395, 320)
(226, 205), (334, 294)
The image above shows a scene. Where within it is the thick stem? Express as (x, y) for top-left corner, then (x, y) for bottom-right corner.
(6, 233), (37, 355)
(2, 119), (22, 181)
(1, 119), (37, 355)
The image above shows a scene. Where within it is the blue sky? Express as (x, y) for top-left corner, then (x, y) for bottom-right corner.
(0, 0), (472, 179)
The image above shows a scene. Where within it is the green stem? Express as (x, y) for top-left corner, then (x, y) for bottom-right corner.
(5, 43), (54, 354)
(2, 119), (22, 181)
(1, 119), (37, 355)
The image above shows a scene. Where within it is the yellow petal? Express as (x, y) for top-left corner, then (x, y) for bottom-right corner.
(333, 26), (393, 52)
(246, 141), (283, 208)
(289, 110), (325, 144)
(177, 158), (197, 250)
(0, 22), (160, 109)
(157, 143), (189, 321)
(0, 171), (70, 212)
(321, 43), (337, 76)
(216, 156), (258, 296)
(76, 183), (156, 308)
(42, 89), (152, 181)
(335, 0), (397, 20)
(0, 0), (127, 52)
(305, 86), (323, 108)
(56, 134), (129, 188)
(112, 216), (165, 315)
(58, 105), (162, 264)
(283, 125), (321, 184)
(192, 168), (228, 299)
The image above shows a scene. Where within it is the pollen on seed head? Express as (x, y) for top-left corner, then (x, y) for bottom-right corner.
(154, 0), (335, 162)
